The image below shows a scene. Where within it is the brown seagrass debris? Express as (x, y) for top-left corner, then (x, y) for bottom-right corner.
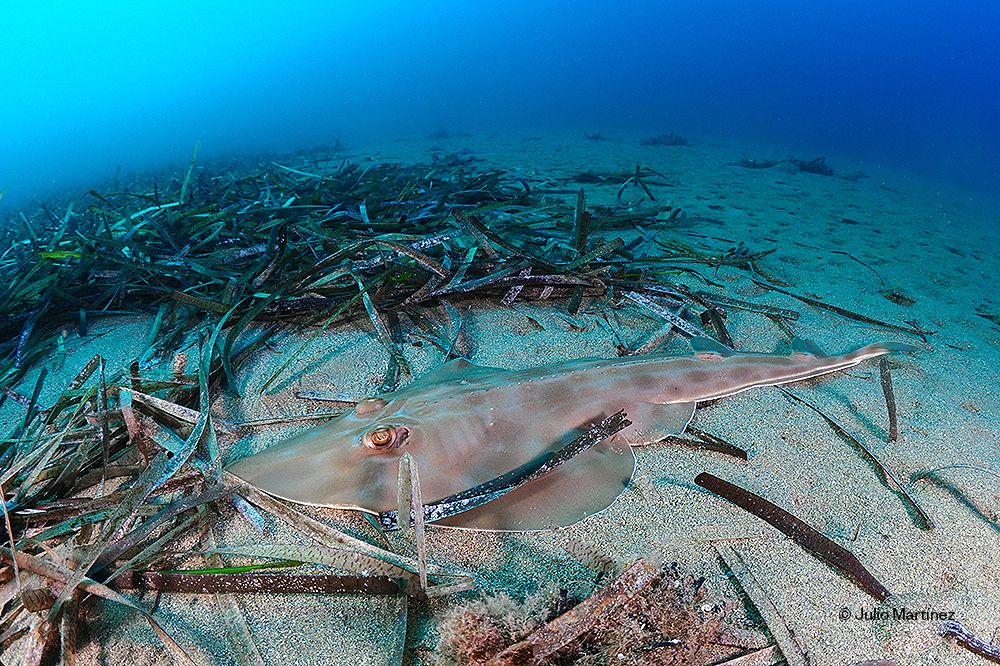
(485, 559), (662, 665)
(683, 426), (748, 461)
(713, 543), (806, 666)
(436, 557), (740, 666)
(940, 620), (1000, 663)
(1, 547), (201, 665)
(396, 453), (428, 592)
(112, 571), (401, 595)
(700, 306), (735, 347)
(695, 472), (891, 601)
(879, 357), (898, 443)
(779, 389), (932, 530)
(208, 537), (267, 666)
(641, 133), (688, 146)
(881, 290), (915, 306)
(749, 279), (929, 339)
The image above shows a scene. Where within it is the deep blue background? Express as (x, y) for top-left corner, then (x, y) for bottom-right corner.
(2, 1), (997, 209)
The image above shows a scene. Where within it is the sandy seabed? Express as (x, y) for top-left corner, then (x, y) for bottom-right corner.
(4, 130), (999, 665)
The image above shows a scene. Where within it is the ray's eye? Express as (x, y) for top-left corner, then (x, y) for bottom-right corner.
(362, 425), (410, 450)
(366, 427), (395, 449)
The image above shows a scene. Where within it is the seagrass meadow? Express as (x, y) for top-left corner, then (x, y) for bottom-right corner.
(1, 131), (999, 665)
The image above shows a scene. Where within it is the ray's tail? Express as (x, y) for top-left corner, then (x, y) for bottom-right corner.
(844, 340), (923, 363)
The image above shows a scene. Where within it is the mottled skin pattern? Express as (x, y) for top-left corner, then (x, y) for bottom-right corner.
(227, 339), (914, 530)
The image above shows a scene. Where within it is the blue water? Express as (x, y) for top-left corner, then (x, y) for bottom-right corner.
(2, 0), (998, 209)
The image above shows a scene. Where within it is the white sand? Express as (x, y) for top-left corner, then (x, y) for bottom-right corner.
(5, 130), (999, 665)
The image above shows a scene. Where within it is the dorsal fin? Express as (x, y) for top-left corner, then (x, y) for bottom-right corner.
(791, 337), (826, 357)
(690, 336), (734, 360)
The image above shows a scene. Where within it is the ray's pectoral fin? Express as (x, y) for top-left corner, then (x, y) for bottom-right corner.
(618, 401), (696, 446)
(435, 437), (636, 532)
(439, 399), (695, 531)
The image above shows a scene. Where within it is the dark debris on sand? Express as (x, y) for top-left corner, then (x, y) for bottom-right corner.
(438, 558), (744, 666)
(640, 133), (689, 147)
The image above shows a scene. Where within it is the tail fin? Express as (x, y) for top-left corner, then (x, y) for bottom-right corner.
(848, 340), (923, 362)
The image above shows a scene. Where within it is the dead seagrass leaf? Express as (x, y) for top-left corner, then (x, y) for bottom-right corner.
(22, 586), (56, 613)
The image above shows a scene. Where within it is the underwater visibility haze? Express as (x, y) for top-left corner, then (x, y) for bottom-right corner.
(1, 1), (999, 665)
(2, 0), (999, 207)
